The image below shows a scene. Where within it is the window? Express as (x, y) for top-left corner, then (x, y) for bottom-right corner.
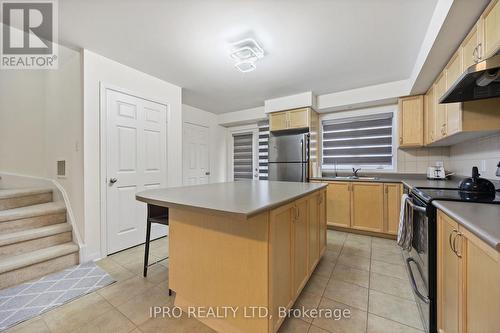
(232, 133), (254, 180)
(258, 120), (269, 180)
(321, 112), (394, 170)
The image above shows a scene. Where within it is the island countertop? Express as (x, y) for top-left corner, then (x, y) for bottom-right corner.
(136, 180), (327, 219)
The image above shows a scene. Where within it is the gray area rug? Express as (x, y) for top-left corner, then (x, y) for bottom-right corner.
(0, 261), (115, 331)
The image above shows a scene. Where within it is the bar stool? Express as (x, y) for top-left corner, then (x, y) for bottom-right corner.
(143, 204), (171, 295)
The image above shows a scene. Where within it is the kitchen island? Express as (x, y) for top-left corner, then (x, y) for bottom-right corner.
(136, 181), (327, 333)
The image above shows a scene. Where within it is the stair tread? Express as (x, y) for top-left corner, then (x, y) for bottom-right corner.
(0, 223), (72, 247)
(0, 202), (66, 223)
(0, 188), (52, 199)
(0, 243), (79, 274)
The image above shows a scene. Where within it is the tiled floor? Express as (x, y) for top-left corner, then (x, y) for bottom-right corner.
(6, 230), (424, 333)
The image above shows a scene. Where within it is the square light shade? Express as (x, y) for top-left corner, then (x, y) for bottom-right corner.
(230, 38), (264, 72)
(235, 60), (256, 73)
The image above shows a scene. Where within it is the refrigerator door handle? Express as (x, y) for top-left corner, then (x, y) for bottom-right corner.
(300, 139), (304, 162)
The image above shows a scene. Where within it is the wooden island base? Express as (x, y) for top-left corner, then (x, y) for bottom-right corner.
(168, 189), (326, 333)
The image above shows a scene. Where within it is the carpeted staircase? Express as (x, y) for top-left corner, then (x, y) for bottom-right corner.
(0, 188), (79, 289)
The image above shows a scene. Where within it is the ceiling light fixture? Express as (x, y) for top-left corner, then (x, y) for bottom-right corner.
(230, 38), (264, 73)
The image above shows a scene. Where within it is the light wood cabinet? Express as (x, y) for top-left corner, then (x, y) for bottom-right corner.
(269, 108), (312, 132)
(384, 183), (402, 235)
(424, 85), (436, 145)
(437, 210), (500, 333)
(482, 0), (500, 59)
(326, 182), (351, 228)
(269, 190), (326, 332)
(437, 212), (460, 333)
(308, 194), (320, 273)
(318, 190), (326, 255)
(324, 181), (400, 236)
(289, 108), (309, 129)
(422, 0), (500, 147)
(445, 51), (463, 136)
(351, 183), (384, 233)
(461, 23), (480, 70)
(398, 95), (424, 147)
(434, 73), (447, 140)
(269, 112), (288, 132)
(292, 198), (308, 298)
(269, 204), (294, 332)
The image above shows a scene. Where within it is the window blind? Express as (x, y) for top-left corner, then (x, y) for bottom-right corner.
(258, 120), (269, 180)
(233, 133), (254, 180)
(322, 113), (393, 168)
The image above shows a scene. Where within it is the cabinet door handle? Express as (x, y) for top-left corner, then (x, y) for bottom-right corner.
(399, 137), (403, 144)
(477, 43), (482, 61)
(472, 46), (478, 63)
(449, 229), (457, 253)
(454, 232), (463, 258)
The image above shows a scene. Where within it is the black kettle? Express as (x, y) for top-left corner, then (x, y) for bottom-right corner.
(459, 166), (496, 195)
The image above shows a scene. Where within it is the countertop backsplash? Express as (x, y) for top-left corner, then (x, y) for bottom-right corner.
(397, 147), (450, 173)
(448, 132), (500, 181)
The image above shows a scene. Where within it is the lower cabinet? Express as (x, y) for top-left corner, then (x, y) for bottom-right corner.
(326, 182), (351, 228)
(318, 190), (326, 255)
(384, 183), (403, 234)
(437, 210), (500, 333)
(308, 194), (320, 273)
(323, 181), (402, 236)
(293, 197), (308, 297)
(269, 189), (327, 332)
(269, 203), (293, 333)
(351, 182), (384, 232)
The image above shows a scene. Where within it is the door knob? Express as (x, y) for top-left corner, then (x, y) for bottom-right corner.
(109, 178), (118, 184)
(205, 172), (211, 176)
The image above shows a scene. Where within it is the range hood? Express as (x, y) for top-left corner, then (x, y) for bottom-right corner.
(439, 54), (500, 104)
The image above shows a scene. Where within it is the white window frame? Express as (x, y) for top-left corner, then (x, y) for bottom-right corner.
(226, 124), (259, 181)
(320, 105), (398, 172)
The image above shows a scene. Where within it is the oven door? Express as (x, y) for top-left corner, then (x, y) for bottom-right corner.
(404, 195), (431, 333)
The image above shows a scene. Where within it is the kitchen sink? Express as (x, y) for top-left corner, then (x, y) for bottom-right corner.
(328, 176), (379, 180)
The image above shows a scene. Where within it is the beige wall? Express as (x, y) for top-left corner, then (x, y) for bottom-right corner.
(0, 45), (84, 241)
(448, 133), (500, 180)
(397, 147), (450, 173)
(82, 49), (183, 261)
(0, 70), (47, 176)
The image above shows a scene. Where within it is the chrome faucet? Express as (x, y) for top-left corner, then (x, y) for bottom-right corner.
(352, 168), (361, 178)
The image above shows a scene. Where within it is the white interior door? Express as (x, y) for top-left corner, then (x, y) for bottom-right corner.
(106, 89), (168, 254)
(183, 122), (210, 185)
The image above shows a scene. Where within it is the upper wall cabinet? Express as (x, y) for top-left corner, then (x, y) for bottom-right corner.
(482, 0), (500, 59)
(445, 50), (463, 137)
(461, 22), (481, 69)
(269, 107), (316, 132)
(398, 95), (424, 147)
(422, 0), (500, 147)
(424, 85), (436, 145)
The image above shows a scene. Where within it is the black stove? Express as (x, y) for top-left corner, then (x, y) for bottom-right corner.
(412, 187), (500, 205)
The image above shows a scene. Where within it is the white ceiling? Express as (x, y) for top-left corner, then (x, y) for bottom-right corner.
(59, 0), (438, 113)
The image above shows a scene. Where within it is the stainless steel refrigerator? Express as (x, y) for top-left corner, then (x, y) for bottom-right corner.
(268, 132), (310, 182)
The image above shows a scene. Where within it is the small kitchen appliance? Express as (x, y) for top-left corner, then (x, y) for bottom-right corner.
(426, 162), (446, 180)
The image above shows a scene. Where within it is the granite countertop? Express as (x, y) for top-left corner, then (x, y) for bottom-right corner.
(136, 180), (327, 219)
(433, 201), (500, 252)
